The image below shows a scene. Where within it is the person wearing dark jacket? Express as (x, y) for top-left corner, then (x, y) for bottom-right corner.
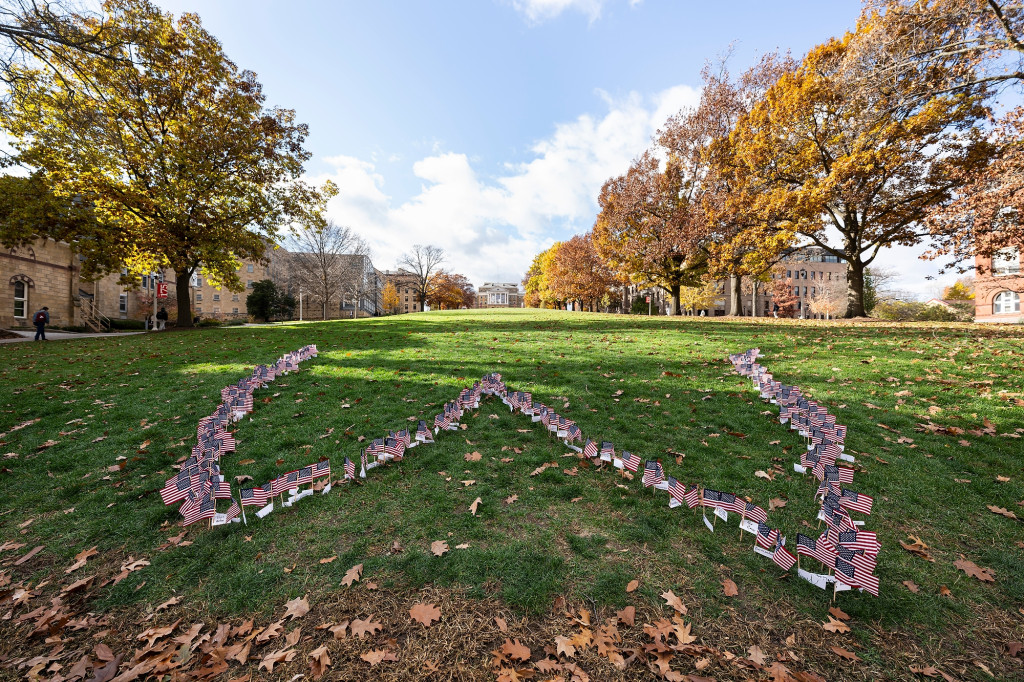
(32, 306), (49, 341)
(156, 307), (169, 331)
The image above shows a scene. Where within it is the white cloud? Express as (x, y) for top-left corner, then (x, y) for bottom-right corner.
(508, 0), (640, 24)
(306, 84), (700, 287)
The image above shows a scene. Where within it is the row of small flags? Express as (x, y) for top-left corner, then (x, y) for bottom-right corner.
(164, 346), (879, 600)
(160, 346), (320, 527)
(730, 349), (880, 597)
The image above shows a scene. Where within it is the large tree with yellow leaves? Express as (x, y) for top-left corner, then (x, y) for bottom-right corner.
(1, 0), (322, 326)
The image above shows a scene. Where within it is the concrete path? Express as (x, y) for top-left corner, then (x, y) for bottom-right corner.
(0, 329), (145, 344)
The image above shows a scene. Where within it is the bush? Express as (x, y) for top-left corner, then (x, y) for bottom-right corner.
(221, 317), (248, 326)
(109, 319), (146, 330)
(630, 296), (650, 315)
(197, 318), (222, 327)
(873, 300), (973, 322)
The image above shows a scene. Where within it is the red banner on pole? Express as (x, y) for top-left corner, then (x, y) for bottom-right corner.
(156, 282), (168, 298)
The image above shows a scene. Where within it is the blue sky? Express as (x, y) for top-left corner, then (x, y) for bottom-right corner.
(152, 0), (952, 294)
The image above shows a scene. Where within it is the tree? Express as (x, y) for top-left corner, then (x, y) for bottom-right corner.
(593, 152), (707, 315)
(944, 277), (976, 300)
(398, 244), (445, 309)
(246, 279), (294, 322)
(287, 218), (367, 320)
(522, 244), (562, 309)
(0, 0), (322, 326)
(381, 281), (400, 314)
(546, 233), (617, 311)
(729, 27), (992, 317)
(807, 279), (846, 320)
(766, 268), (799, 318)
(427, 270), (475, 310)
(678, 281), (720, 315)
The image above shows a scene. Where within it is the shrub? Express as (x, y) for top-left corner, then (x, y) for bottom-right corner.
(630, 296), (650, 315)
(221, 318), (247, 326)
(197, 318), (222, 327)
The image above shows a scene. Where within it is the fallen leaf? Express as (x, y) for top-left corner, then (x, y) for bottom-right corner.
(954, 558), (996, 582)
(283, 595), (310, 620)
(661, 590), (686, 614)
(431, 540), (449, 557)
(555, 635), (576, 658)
(470, 497), (482, 516)
(255, 620), (284, 645)
(987, 505), (1018, 520)
(769, 497), (787, 511)
(903, 580), (920, 593)
(409, 603), (441, 627)
(832, 646), (860, 661)
(504, 494), (518, 505)
(464, 452), (482, 462)
(823, 616), (850, 633)
(309, 645), (331, 680)
(722, 579), (739, 597)
(351, 616), (382, 638)
(65, 546), (99, 573)
(754, 470), (774, 481)
(616, 606), (635, 626)
(361, 649), (397, 666)
(156, 596), (181, 612)
(829, 606), (850, 621)
(501, 638), (532, 662)
(939, 585), (953, 597)
(258, 647), (297, 673)
(626, 579), (639, 593)
(341, 564), (363, 587)
(899, 535), (935, 562)
(748, 644), (766, 666)
(319, 556), (337, 564)
(495, 616), (508, 632)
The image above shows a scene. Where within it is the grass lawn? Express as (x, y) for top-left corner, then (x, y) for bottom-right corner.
(1, 309), (1022, 681)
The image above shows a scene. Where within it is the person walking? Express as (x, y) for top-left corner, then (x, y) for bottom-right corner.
(32, 306), (49, 341)
(156, 307), (168, 331)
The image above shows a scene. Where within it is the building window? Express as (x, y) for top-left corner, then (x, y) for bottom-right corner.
(196, 293), (203, 301)
(810, 271), (815, 280)
(793, 286), (799, 296)
(993, 248), (1021, 276)
(119, 293), (128, 314)
(786, 270), (792, 278)
(247, 280), (253, 288)
(196, 306), (202, 313)
(213, 293), (220, 301)
(803, 286), (808, 296)
(247, 264), (254, 273)
(233, 307), (239, 314)
(232, 294), (239, 302)
(13, 281), (27, 318)
(488, 292), (508, 305)
(993, 291), (1020, 314)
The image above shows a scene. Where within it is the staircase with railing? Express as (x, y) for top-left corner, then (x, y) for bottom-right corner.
(78, 297), (110, 332)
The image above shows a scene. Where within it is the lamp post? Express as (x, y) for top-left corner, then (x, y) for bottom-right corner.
(299, 286), (303, 321)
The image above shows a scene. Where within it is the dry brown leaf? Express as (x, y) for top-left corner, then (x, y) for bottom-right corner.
(319, 556), (337, 564)
(329, 620), (349, 640)
(409, 603), (441, 627)
(464, 452), (482, 462)
(748, 644), (766, 666)
(987, 505), (1018, 520)
(309, 645), (331, 680)
(903, 580), (920, 593)
(832, 646), (860, 661)
(721, 578), (739, 597)
(258, 647), (297, 673)
(283, 595), (309, 620)
(769, 497), (787, 511)
(470, 497), (482, 516)
(616, 606), (635, 626)
(284, 626), (302, 647)
(341, 563), (363, 587)
(554, 635), (576, 658)
(504, 494), (518, 505)
(351, 616), (382, 638)
(660, 590), (686, 614)
(155, 596), (181, 612)
(626, 579), (639, 593)
(899, 535), (935, 562)
(501, 638), (532, 662)
(823, 616), (851, 633)
(954, 558), (996, 582)
(360, 649), (397, 666)
(255, 620), (284, 645)
(431, 540), (449, 557)
(65, 546), (99, 573)
(828, 606), (850, 621)
(495, 616), (508, 632)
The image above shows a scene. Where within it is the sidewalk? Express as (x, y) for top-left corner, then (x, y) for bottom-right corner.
(0, 329), (145, 344)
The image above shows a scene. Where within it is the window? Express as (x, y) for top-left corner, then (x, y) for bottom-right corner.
(213, 293), (220, 301)
(233, 307), (239, 314)
(141, 274), (149, 289)
(993, 248), (1021, 276)
(247, 280), (253, 288)
(786, 270), (792, 278)
(793, 286), (799, 296)
(803, 286), (808, 296)
(247, 264), (254, 273)
(993, 291), (1020, 314)
(196, 306), (202, 313)
(810, 271), (815, 280)
(232, 294), (239, 302)
(213, 307), (220, 314)
(119, 293), (128, 314)
(196, 293), (203, 301)
(13, 281), (27, 318)
(488, 292), (508, 305)
(811, 287), (816, 296)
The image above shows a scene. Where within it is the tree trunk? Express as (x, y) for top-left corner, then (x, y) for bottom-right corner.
(668, 283), (680, 315)
(729, 275), (742, 316)
(751, 280), (758, 317)
(845, 256), (867, 318)
(175, 268), (194, 327)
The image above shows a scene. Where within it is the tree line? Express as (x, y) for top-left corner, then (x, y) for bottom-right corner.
(525, 1), (1024, 318)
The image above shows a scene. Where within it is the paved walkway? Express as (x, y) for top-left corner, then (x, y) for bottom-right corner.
(0, 329), (145, 344)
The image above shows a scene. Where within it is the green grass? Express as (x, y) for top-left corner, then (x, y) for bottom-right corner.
(2, 310), (1023, 675)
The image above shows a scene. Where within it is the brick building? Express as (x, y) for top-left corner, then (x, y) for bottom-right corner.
(382, 269), (423, 314)
(975, 246), (1022, 323)
(475, 282), (522, 309)
(715, 246), (847, 318)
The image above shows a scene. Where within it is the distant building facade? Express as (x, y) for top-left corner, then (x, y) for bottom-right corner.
(476, 282), (522, 309)
(715, 246), (847, 318)
(382, 269), (423, 314)
(975, 246), (1022, 323)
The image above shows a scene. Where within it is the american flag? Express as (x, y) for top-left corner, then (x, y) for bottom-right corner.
(182, 493), (217, 526)
(160, 472), (195, 506)
(344, 457), (356, 480)
(755, 522), (779, 549)
(684, 484), (700, 509)
(796, 533), (837, 567)
(600, 442), (615, 459)
(702, 488), (721, 507)
(621, 451), (641, 472)
(837, 544), (876, 574)
(667, 477), (687, 504)
(313, 460), (331, 479)
(274, 470), (299, 494)
(718, 492), (743, 514)
(240, 482), (272, 507)
(821, 507), (855, 533)
(834, 529), (881, 555)
(214, 478), (233, 499)
(853, 564), (880, 596)
(417, 420), (434, 443)
(642, 460), (664, 487)
(296, 466), (314, 485)
(583, 439), (598, 458)
(223, 497), (241, 523)
(834, 557), (858, 587)
(564, 424), (582, 443)
(742, 502), (768, 524)
(367, 438), (385, 455)
(772, 538), (796, 571)
(839, 488), (873, 515)
(434, 411), (451, 430)
(383, 438), (404, 458)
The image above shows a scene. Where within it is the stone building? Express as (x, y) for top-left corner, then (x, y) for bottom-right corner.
(475, 282), (522, 309)
(3, 239), (87, 329)
(382, 269), (423, 314)
(975, 246), (1022, 323)
(716, 246), (847, 319)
